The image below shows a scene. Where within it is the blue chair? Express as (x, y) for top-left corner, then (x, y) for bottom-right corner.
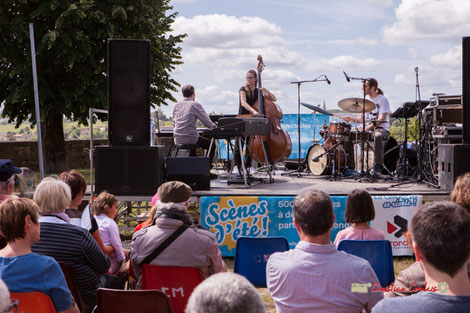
(337, 239), (395, 287)
(234, 236), (290, 287)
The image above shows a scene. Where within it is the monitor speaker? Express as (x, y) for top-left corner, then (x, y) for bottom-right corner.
(95, 146), (164, 196)
(166, 157), (210, 190)
(463, 37), (470, 144)
(108, 39), (150, 146)
(438, 144), (470, 190)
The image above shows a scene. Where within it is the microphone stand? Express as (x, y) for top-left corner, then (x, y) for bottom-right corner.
(283, 75), (330, 178)
(344, 73), (372, 180)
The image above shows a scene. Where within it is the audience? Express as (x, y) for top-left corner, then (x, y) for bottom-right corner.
(0, 159), (22, 250)
(31, 177), (121, 308)
(92, 191), (129, 274)
(131, 181), (227, 288)
(266, 188), (383, 313)
(372, 201), (470, 312)
(0, 279), (11, 313)
(386, 172), (470, 298)
(59, 170), (113, 255)
(334, 189), (385, 245)
(134, 193), (159, 232)
(0, 198), (79, 313)
(185, 272), (265, 313)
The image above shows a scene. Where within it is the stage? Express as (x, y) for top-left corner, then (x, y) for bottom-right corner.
(193, 169), (449, 201)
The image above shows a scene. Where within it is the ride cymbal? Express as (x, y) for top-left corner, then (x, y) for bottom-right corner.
(338, 98), (375, 113)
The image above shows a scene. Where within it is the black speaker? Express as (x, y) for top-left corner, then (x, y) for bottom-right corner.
(463, 37), (470, 144)
(108, 39), (150, 146)
(438, 144), (470, 190)
(166, 157), (210, 190)
(95, 146), (164, 195)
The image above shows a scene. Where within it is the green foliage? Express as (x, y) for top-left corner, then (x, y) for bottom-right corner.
(0, 0), (185, 126)
(390, 116), (419, 142)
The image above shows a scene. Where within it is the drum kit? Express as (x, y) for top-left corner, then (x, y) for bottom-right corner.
(302, 98), (390, 178)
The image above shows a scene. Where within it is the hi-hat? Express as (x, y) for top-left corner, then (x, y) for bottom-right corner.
(338, 98), (375, 113)
(301, 103), (333, 116)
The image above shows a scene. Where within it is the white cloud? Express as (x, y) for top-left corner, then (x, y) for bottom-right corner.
(430, 45), (462, 68)
(408, 48), (417, 58)
(309, 55), (381, 72)
(382, 0), (470, 45)
(365, 0), (393, 7)
(172, 0), (195, 3)
(328, 36), (378, 46)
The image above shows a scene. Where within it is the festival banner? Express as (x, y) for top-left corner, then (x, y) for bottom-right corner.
(200, 195), (421, 256)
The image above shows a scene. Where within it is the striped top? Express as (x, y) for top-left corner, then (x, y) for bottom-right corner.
(267, 241), (383, 313)
(32, 215), (110, 306)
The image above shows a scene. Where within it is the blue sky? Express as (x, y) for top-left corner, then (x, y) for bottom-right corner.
(163, 0), (467, 117)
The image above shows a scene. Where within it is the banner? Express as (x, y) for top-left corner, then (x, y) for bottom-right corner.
(200, 195), (421, 256)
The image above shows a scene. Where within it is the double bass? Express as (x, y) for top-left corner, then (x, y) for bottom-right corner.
(248, 56), (292, 164)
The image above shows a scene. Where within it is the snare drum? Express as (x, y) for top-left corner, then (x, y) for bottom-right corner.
(350, 130), (373, 142)
(306, 144), (347, 175)
(329, 122), (351, 141)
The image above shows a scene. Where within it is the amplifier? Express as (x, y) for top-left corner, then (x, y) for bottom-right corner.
(438, 144), (470, 190)
(425, 94), (462, 126)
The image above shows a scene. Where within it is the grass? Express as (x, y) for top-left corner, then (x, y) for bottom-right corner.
(223, 255), (415, 312)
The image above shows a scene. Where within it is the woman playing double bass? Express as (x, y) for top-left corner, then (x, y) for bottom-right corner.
(234, 69), (277, 173)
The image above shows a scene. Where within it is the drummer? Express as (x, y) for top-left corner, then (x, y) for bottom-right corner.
(342, 78), (391, 176)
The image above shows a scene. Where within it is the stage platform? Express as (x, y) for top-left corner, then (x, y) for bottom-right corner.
(193, 169), (449, 202)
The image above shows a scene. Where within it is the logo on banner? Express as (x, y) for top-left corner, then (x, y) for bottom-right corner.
(204, 197), (270, 250)
(387, 215), (408, 238)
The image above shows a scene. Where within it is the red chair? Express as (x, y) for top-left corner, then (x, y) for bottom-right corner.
(10, 291), (57, 313)
(96, 288), (173, 313)
(58, 261), (92, 313)
(141, 265), (204, 313)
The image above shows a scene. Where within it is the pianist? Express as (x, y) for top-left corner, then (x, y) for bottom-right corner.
(173, 85), (216, 161)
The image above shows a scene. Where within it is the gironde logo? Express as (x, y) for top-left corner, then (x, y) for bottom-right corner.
(387, 215), (407, 238)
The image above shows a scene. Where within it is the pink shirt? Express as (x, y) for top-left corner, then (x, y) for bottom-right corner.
(334, 227), (385, 246)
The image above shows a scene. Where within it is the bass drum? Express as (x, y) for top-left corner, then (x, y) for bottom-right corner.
(306, 144), (347, 175)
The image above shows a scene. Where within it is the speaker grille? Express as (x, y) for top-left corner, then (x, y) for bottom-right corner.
(108, 39), (151, 146)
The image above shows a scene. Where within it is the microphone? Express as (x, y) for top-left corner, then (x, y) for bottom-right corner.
(343, 71), (350, 82)
(414, 67), (419, 73)
(311, 155), (322, 162)
(324, 75), (331, 85)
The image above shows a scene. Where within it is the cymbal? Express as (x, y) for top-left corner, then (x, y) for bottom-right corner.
(338, 98), (375, 113)
(301, 103), (333, 116)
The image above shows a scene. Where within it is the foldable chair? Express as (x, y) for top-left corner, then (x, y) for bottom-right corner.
(59, 261), (92, 313)
(141, 265), (203, 313)
(10, 291), (57, 313)
(337, 239), (395, 287)
(234, 236), (290, 287)
(96, 288), (173, 313)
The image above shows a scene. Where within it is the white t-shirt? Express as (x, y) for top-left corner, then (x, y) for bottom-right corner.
(366, 94), (391, 132)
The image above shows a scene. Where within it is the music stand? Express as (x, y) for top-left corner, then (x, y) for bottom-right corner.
(282, 75), (330, 178)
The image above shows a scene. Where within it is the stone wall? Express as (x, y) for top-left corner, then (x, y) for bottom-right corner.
(0, 140), (108, 171)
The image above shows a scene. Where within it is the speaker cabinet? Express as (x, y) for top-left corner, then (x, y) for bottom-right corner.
(108, 39), (150, 146)
(95, 146), (164, 196)
(166, 157), (210, 190)
(438, 144), (470, 190)
(463, 37), (470, 144)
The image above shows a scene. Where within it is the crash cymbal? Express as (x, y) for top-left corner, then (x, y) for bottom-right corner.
(338, 98), (375, 113)
(301, 103), (333, 116)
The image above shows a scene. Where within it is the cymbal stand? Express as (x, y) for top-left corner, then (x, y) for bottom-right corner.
(283, 74), (330, 178)
(344, 74), (371, 178)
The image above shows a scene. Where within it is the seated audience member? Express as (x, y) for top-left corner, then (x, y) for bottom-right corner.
(31, 177), (121, 308)
(386, 172), (470, 298)
(59, 170), (113, 256)
(334, 189), (385, 245)
(0, 198), (79, 313)
(0, 159), (22, 249)
(373, 201), (470, 312)
(131, 181), (227, 287)
(134, 193), (159, 232)
(185, 272), (265, 313)
(266, 189), (383, 313)
(0, 279), (9, 313)
(92, 191), (129, 274)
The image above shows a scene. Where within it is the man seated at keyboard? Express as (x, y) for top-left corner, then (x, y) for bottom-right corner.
(173, 84), (216, 161)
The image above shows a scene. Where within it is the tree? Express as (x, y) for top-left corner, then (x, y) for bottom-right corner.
(0, 0), (185, 173)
